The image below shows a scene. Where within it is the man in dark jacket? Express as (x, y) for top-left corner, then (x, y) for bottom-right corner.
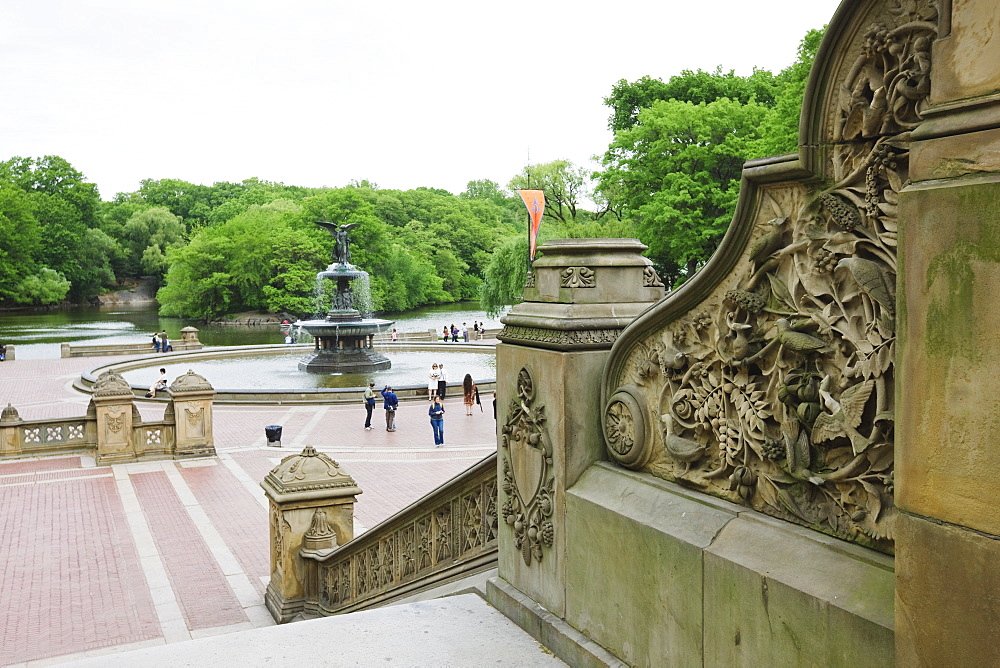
(381, 385), (399, 431)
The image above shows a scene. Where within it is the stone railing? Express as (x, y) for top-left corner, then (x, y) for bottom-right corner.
(314, 453), (498, 614)
(263, 448), (497, 622)
(61, 327), (203, 358)
(1, 369), (216, 464)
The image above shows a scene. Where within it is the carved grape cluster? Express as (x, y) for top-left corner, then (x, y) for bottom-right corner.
(821, 193), (862, 231)
(725, 289), (766, 312)
(814, 248), (839, 273)
(761, 437), (785, 461)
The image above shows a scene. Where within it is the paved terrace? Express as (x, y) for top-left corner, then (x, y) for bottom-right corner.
(0, 356), (498, 666)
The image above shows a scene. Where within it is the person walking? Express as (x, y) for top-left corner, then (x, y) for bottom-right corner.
(428, 363), (440, 401)
(363, 382), (376, 430)
(462, 374), (477, 415)
(462, 322), (469, 342)
(437, 363), (448, 399)
(429, 397), (445, 446)
(390, 328), (398, 342)
(381, 385), (398, 431)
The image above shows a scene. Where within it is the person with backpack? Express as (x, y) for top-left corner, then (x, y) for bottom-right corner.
(363, 382), (376, 430)
(381, 385), (398, 431)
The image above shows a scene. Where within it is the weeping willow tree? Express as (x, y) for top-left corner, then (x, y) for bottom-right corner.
(479, 236), (528, 317)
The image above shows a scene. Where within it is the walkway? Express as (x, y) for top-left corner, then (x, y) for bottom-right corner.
(0, 356), (498, 666)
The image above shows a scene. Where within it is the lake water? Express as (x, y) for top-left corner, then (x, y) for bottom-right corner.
(0, 302), (506, 360)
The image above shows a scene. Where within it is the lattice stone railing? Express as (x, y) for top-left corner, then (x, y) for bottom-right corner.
(7, 416), (95, 456)
(309, 453), (498, 615)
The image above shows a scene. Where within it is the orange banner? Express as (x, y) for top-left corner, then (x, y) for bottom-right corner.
(517, 189), (545, 261)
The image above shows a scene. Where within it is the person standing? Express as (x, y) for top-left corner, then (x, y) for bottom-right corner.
(462, 374), (477, 415)
(442, 325), (449, 342)
(428, 363), (440, 400)
(437, 363), (448, 399)
(429, 397), (445, 446)
(451, 324), (459, 342)
(391, 328), (398, 342)
(152, 333), (161, 353)
(159, 331), (173, 352)
(363, 382), (376, 430)
(461, 322), (469, 342)
(381, 385), (398, 431)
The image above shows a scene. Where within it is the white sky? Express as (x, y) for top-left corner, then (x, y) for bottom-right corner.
(0, 0), (843, 201)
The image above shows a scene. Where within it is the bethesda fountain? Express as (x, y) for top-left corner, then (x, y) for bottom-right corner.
(296, 222), (393, 373)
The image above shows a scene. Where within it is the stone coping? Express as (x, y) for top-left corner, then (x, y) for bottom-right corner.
(73, 342), (497, 405)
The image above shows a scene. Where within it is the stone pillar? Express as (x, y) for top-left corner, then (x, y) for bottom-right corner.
(494, 239), (664, 617)
(91, 370), (138, 465)
(0, 403), (23, 457)
(261, 445), (362, 622)
(179, 326), (202, 350)
(895, 3), (1000, 660)
(168, 370), (216, 458)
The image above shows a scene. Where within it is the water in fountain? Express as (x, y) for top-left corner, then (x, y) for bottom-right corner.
(296, 222), (394, 373)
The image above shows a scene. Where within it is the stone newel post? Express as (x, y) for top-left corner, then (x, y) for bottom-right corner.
(0, 403), (23, 457)
(261, 446), (362, 623)
(91, 370), (138, 465)
(168, 370), (216, 458)
(494, 239), (664, 617)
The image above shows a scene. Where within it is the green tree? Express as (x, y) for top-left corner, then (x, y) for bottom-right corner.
(605, 67), (780, 134)
(480, 236), (529, 317)
(508, 160), (593, 223)
(599, 97), (769, 283)
(120, 206), (186, 276)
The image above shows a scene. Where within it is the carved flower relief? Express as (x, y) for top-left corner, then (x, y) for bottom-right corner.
(560, 266), (596, 288)
(605, 401), (635, 457)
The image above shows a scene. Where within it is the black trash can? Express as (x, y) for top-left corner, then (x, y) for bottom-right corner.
(265, 425), (282, 447)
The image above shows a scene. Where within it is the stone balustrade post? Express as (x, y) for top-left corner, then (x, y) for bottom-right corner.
(0, 403), (23, 457)
(167, 370), (216, 459)
(91, 371), (138, 465)
(493, 239), (664, 618)
(261, 445), (362, 623)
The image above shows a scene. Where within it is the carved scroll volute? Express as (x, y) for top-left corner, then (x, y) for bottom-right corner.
(603, 386), (653, 469)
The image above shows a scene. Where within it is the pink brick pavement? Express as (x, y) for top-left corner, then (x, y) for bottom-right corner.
(0, 355), (500, 664)
(0, 476), (160, 665)
(130, 471), (249, 630)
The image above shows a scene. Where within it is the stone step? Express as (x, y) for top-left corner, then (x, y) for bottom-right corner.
(62, 594), (565, 667)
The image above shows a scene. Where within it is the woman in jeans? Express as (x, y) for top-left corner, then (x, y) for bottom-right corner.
(429, 397), (445, 445)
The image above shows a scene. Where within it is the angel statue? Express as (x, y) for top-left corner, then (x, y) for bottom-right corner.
(315, 221), (360, 264)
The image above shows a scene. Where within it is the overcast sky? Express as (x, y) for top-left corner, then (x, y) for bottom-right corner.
(1, 0), (843, 200)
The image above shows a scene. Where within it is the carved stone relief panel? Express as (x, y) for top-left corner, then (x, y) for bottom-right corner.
(501, 368), (555, 565)
(601, 1), (937, 555)
(560, 266), (596, 288)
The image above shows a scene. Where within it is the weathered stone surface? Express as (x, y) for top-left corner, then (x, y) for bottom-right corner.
(897, 177), (1000, 537)
(704, 514), (894, 667)
(930, 1), (1000, 104)
(565, 465), (737, 666)
(910, 126), (1000, 181)
(895, 512), (1000, 666)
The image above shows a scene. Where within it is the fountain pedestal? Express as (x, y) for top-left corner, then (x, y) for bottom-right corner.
(297, 262), (393, 374)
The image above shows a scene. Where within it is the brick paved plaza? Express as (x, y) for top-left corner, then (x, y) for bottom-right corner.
(0, 356), (497, 666)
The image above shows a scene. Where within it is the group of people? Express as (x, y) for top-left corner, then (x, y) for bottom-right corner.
(441, 322), (486, 343)
(151, 331), (173, 353)
(361, 363), (483, 446)
(363, 382), (399, 431)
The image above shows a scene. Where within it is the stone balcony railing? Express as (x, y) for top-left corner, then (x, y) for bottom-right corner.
(0, 369), (216, 465)
(263, 449), (497, 622)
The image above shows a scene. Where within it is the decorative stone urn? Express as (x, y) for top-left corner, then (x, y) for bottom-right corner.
(261, 445), (362, 622)
(0, 403), (23, 457)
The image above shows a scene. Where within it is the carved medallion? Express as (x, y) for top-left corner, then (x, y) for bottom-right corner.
(500, 367), (554, 565)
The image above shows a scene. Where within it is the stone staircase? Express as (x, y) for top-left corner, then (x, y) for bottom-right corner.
(62, 594), (565, 667)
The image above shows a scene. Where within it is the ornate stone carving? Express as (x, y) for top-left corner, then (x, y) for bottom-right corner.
(524, 270), (536, 288)
(264, 445), (361, 496)
(560, 266), (596, 288)
(301, 509), (338, 559)
(169, 370), (214, 393)
(643, 266), (664, 288)
(314, 458), (496, 613)
(601, 2), (937, 554)
(1, 403), (22, 424)
(93, 370), (133, 398)
(498, 325), (621, 348)
(501, 368), (554, 565)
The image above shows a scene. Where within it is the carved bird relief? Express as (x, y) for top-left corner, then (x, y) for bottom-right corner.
(812, 376), (876, 454)
(660, 414), (707, 473)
